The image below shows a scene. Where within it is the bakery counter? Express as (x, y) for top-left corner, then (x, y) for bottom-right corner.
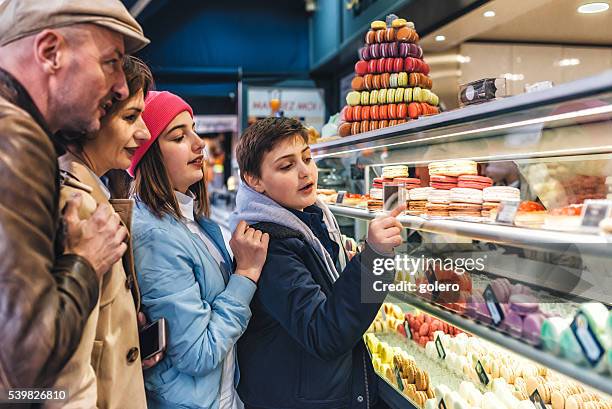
(367, 300), (612, 409)
(327, 204), (612, 258)
(387, 293), (612, 397)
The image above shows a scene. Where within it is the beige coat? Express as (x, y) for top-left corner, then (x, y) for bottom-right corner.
(52, 152), (147, 409)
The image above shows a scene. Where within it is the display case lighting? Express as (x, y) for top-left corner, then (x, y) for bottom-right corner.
(577, 2), (609, 13)
(435, 35), (446, 42)
(502, 73), (525, 81)
(314, 104), (612, 158)
(557, 58), (581, 67)
(483, 10), (496, 17)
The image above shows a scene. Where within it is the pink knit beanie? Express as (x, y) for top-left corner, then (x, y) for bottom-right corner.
(128, 91), (194, 176)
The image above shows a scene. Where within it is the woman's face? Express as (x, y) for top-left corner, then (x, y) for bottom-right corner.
(84, 89), (150, 173)
(158, 111), (205, 193)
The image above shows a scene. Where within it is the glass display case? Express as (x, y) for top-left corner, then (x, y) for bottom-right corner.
(311, 71), (612, 409)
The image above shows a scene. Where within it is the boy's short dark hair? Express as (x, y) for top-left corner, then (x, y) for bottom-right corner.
(236, 117), (309, 181)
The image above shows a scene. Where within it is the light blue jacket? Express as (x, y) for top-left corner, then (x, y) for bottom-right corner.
(132, 201), (256, 409)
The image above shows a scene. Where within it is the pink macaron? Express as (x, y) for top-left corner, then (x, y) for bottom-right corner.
(457, 175), (493, 190)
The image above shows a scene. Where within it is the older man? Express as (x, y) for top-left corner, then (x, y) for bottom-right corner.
(0, 0), (149, 402)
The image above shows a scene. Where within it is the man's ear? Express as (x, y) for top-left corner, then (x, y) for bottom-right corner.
(33, 29), (64, 74)
(244, 173), (265, 194)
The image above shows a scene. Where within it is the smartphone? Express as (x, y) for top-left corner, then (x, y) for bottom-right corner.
(139, 318), (167, 361)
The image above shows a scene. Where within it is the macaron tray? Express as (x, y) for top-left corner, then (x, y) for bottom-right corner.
(338, 16), (440, 138)
(365, 301), (612, 409)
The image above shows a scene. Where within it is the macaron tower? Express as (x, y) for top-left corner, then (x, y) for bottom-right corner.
(338, 16), (441, 137)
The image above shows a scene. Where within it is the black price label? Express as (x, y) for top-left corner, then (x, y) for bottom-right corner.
(394, 364), (404, 391)
(438, 398), (448, 409)
(495, 200), (519, 224)
(529, 389), (547, 409)
(475, 360), (489, 386)
(435, 335), (446, 360)
(483, 284), (505, 326)
(571, 312), (605, 367)
(336, 190), (347, 204)
(581, 200), (611, 228)
(404, 320), (412, 340)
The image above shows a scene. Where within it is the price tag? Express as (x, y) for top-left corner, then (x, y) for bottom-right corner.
(438, 398), (448, 409)
(336, 190), (347, 204)
(483, 284), (505, 326)
(435, 335), (446, 360)
(571, 312), (605, 366)
(383, 183), (400, 212)
(495, 200), (519, 224)
(475, 360), (490, 386)
(529, 389), (547, 409)
(404, 320), (412, 340)
(580, 200), (612, 229)
(394, 364), (404, 391)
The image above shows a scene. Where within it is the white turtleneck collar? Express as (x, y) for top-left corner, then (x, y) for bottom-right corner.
(175, 190), (196, 222)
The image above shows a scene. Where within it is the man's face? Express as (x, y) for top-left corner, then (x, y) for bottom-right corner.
(50, 25), (128, 134)
(246, 135), (318, 211)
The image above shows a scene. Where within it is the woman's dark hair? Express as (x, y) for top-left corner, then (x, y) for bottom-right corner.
(103, 56), (154, 198)
(56, 56), (155, 149)
(131, 139), (209, 219)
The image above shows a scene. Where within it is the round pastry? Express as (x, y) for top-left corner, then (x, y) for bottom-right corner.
(395, 88), (405, 103)
(369, 89), (379, 105)
(346, 91), (361, 106)
(351, 76), (365, 91)
(378, 88), (387, 104)
(384, 58), (394, 73)
(370, 105), (380, 120)
(379, 104), (389, 120)
(388, 103), (397, 119)
(600, 217), (612, 233)
(364, 74), (374, 90)
(371, 20), (386, 30)
(360, 91), (370, 105)
(397, 27), (418, 42)
(385, 27), (396, 42)
(389, 119), (398, 126)
(381, 72), (391, 88)
(350, 121), (361, 135)
(449, 187), (483, 204)
(398, 72), (408, 87)
(408, 102), (421, 119)
(369, 120), (379, 132)
(403, 87), (413, 102)
(482, 186), (520, 202)
(365, 30), (376, 44)
(404, 57), (415, 72)
(376, 29), (386, 43)
(428, 188), (451, 203)
(509, 293), (540, 315)
(457, 175), (493, 190)
(372, 43), (382, 59)
(448, 203), (482, 217)
(430, 175), (459, 190)
(387, 88), (396, 104)
(415, 369), (430, 391)
(389, 73), (399, 88)
(361, 106), (371, 121)
(355, 60), (369, 76)
(380, 43), (389, 58)
(360, 120), (370, 134)
(392, 18), (408, 28)
(368, 59), (378, 74)
(353, 105), (363, 121)
(393, 57), (403, 72)
(397, 103), (408, 119)
(389, 42), (399, 57)
(371, 74), (380, 90)
(338, 122), (352, 137)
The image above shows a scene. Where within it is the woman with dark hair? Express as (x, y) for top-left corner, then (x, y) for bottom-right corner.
(129, 91), (268, 409)
(54, 56), (154, 409)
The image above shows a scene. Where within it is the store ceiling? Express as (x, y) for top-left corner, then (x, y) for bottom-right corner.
(421, 0), (612, 51)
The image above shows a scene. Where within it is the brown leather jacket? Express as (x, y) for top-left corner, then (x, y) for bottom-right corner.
(0, 68), (99, 405)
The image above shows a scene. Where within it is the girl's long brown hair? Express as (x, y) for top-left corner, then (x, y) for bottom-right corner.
(132, 139), (209, 220)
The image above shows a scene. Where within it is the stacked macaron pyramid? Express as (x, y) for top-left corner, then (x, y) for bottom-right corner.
(338, 17), (440, 137)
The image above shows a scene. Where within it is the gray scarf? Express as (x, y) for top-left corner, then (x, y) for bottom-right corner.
(229, 183), (347, 282)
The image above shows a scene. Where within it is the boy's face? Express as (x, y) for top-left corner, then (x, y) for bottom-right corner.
(245, 134), (318, 211)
